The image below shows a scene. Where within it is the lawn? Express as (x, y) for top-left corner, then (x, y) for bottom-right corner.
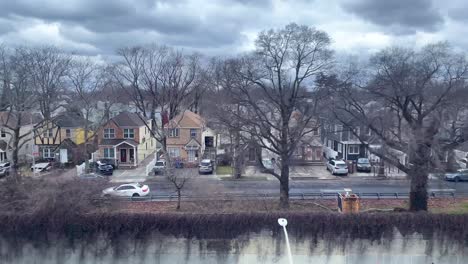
(216, 165), (233, 175)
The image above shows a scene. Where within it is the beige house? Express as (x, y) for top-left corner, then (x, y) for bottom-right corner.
(165, 111), (216, 166)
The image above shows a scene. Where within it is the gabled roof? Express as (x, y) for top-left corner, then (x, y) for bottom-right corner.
(185, 138), (201, 149)
(168, 110), (204, 128)
(0, 112), (42, 127)
(100, 138), (138, 147)
(53, 113), (89, 128)
(111, 111), (146, 127)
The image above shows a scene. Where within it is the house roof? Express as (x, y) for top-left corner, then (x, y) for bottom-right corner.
(168, 110), (204, 128)
(53, 113), (89, 128)
(111, 111), (146, 127)
(100, 138), (139, 147)
(0, 112), (42, 127)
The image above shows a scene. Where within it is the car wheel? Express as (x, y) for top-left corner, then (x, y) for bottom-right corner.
(132, 193), (140, 197)
(103, 194), (111, 198)
(455, 177), (460, 183)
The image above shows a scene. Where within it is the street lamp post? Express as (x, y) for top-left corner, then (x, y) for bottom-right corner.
(278, 218), (293, 264)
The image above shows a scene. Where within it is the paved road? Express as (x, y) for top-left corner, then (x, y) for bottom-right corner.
(144, 176), (468, 196)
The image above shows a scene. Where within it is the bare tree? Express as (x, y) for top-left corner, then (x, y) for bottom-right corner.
(68, 58), (107, 171)
(112, 44), (200, 156)
(0, 46), (38, 182)
(166, 167), (192, 210)
(332, 43), (468, 211)
(28, 46), (71, 120)
(219, 23), (333, 208)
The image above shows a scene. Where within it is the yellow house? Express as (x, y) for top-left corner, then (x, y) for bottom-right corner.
(34, 113), (93, 162)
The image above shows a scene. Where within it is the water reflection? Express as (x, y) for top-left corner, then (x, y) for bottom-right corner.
(0, 229), (466, 263)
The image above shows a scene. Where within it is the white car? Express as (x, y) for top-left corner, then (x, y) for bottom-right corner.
(102, 183), (150, 197)
(0, 162), (10, 177)
(326, 159), (348, 176)
(31, 162), (51, 173)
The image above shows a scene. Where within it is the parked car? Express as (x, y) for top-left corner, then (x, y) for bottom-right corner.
(261, 159), (274, 173)
(0, 162), (10, 177)
(97, 164), (114, 176)
(102, 183), (150, 197)
(445, 169), (468, 182)
(153, 160), (166, 175)
(326, 159), (348, 176)
(31, 162), (51, 173)
(198, 159), (213, 174)
(97, 159), (117, 169)
(356, 158), (371, 172)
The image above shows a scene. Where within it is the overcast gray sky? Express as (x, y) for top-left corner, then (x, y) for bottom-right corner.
(0, 0), (466, 59)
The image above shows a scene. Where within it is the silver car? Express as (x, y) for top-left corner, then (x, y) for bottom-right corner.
(445, 169), (468, 182)
(326, 159), (348, 176)
(198, 159), (213, 174)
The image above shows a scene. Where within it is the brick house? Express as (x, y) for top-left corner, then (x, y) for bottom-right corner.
(96, 111), (155, 168)
(165, 110), (216, 166)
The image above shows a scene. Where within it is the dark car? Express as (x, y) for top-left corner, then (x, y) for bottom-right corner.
(97, 159), (117, 169)
(356, 158), (372, 172)
(97, 164), (114, 176)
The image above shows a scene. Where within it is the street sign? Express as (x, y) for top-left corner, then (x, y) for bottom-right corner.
(32, 145), (39, 157)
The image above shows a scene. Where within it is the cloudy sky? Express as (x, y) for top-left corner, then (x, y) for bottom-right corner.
(0, 0), (467, 59)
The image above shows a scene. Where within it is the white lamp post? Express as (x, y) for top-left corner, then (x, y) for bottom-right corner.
(278, 218), (293, 264)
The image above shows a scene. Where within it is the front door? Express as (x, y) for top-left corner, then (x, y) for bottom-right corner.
(120, 149), (127, 163)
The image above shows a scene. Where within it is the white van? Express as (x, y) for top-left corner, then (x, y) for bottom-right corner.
(31, 162), (51, 173)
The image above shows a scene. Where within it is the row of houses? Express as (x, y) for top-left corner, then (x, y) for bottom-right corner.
(0, 109), (219, 170)
(2, 107), (467, 171)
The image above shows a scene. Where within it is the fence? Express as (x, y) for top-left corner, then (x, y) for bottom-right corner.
(146, 159), (156, 176)
(107, 190), (464, 202)
(76, 162), (86, 176)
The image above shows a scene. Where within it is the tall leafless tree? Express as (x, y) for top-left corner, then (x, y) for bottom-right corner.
(219, 23), (333, 208)
(68, 58), (107, 171)
(112, 44), (200, 154)
(331, 43), (468, 211)
(0, 46), (38, 182)
(28, 46), (71, 120)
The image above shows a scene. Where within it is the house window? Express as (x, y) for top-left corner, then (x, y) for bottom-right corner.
(348, 145), (360, 155)
(65, 129), (71, 138)
(124, 129), (135, 139)
(0, 129), (5, 138)
(169, 128), (179, 137)
(43, 129), (53, 138)
(43, 148), (54, 158)
(190, 129), (197, 138)
(104, 128), (115, 139)
(312, 128), (319, 136)
(168, 147), (180, 158)
(104, 148), (115, 158)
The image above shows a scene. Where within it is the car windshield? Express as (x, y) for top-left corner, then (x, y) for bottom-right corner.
(136, 183), (143, 188)
(336, 163), (347, 168)
(358, 158), (370, 164)
(262, 160), (272, 166)
(155, 161), (165, 166)
(201, 161), (211, 166)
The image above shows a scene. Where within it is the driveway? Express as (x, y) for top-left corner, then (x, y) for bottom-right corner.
(111, 153), (155, 183)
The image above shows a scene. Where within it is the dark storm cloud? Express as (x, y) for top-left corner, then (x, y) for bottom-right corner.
(0, 0), (278, 55)
(341, 0), (444, 34)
